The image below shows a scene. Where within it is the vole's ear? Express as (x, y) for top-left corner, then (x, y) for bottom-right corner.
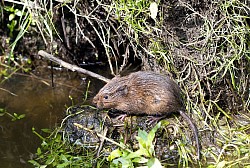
(112, 74), (121, 80)
(116, 85), (128, 95)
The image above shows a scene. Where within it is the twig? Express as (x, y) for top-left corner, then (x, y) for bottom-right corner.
(38, 50), (110, 83)
(0, 88), (18, 96)
(73, 123), (131, 152)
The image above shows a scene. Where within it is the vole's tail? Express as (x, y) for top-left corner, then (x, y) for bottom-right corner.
(179, 110), (201, 160)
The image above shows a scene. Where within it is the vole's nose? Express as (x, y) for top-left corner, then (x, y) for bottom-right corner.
(92, 95), (98, 104)
(92, 96), (104, 109)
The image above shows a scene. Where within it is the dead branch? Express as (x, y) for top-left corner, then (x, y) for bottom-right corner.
(38, 50), (110, 83)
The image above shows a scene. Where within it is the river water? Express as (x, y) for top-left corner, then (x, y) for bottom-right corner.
(0, 70), (93, 168)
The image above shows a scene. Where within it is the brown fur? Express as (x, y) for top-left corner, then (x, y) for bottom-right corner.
(93, 71), (183, 115)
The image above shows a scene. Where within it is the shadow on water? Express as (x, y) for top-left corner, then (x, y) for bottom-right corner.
(0, 71), (93, 168)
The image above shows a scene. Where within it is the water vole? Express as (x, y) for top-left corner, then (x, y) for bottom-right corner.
(93, 71), (201, 159)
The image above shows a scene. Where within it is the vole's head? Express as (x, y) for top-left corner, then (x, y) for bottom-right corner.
(93, 76), (129, 109)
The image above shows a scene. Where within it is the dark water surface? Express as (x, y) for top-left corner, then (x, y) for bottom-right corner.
(0, 72), (88, 168)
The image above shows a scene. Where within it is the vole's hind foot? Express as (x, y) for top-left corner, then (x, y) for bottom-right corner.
(146, 116), (166, 125)
(116, 114), (128, 121)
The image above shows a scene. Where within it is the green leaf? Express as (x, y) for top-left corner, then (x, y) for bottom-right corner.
(18, 114), (25, 119)
(4, 6), (14, 12)
(113, 157), (132, 168)
(27, 58), (32, 64)
(60, 154), (68, 162)
(206, 165), (215, 168)
(11, 117), (17, 121)
(132, 157), (148, 163)
(57, 162), (70, 168)
(161, 120), (170, 127)
(37, 147), (42, 155)
(28, 160), (42, 167)
(148, 122), (161, 145)
(147, 158), (163, 168)
(9, 13), (15, 21)
(137, 129), (148, 149)
(108, 149), (122, 161)
(41, 141), (48, 147)
(45, 155), (56, 165)
(41, 129), (52, 133)
(0, 109), (5, 116)
(216, 161), (227, 168)
(136, 136), (146, 150)
(138, 129), (148, 141)
(15, 9), (22, 16)
(126, 148), (149, 159)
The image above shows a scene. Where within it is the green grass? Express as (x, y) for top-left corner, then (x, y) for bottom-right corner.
(29, 126), (108, 168)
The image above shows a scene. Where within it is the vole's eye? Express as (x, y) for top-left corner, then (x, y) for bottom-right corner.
(104, 95), (109, 99)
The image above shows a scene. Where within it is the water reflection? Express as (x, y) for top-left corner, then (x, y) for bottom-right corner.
(0, 72), (86, 168)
